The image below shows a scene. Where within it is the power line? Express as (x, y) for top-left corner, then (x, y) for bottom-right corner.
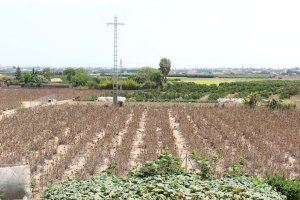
(107, 15), (124, 105)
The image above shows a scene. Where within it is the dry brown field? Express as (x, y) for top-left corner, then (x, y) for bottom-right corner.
(0, 88), (106, 111)
(0, 103), (299, 196)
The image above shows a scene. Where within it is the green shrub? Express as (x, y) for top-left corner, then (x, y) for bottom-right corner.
(133, 67), (163, 88)
(243, 92), (261, 108)
(280, 92), (291, 99)
(224, 157), (247, 177)
(97, 78), (113, 89)
(26, 74), (48, 87)
(265, 173), (300, 200)
(268, 99), (296, 109)
(279, 85), (300, 99)
(282, 100), (296, 109)
(120, 79), (140, 90)
(260, 90), (272, 98)
(268, 99), (282, 109)
(86, 80), (98, 88)
(70, 69), (90, 87)
(131, 149), (184, 177)
(191, 151), (217, 179)
(208, 92), (226, 101)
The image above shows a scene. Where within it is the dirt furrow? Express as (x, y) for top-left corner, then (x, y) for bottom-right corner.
(91, 108), (134, 175)
(168, 109), (193, 170)
(94, 110), (134, 174)
(60, 108), (117, 180)
(157, 108), (177, 155)
(61, 130), (106, 180)
(128, 109), (148, 168)
(114, 108), (144, 174)
(142, 108), (161, 163)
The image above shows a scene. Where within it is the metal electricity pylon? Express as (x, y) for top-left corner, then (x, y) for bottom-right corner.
(107, 15), (124, 105)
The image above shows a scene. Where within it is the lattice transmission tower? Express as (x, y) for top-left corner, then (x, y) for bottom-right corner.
(107, 15), (124, 105)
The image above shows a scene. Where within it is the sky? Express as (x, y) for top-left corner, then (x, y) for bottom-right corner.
(0, 0), (300, 69)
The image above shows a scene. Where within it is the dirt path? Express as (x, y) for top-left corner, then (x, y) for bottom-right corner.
(128, 110), (148, 168)
(168, 109), (193, 170)
(0, 109), (16, 121)
(0, 99), (73, 122)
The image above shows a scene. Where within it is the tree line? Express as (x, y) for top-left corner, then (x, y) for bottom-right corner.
(12, 58), (172, 89)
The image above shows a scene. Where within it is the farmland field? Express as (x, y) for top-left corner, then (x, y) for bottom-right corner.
(0, 88), (107, 111)
(169, 76), (300, 85)
(173, 77), (261, 85)
(0, 103), (299, 198)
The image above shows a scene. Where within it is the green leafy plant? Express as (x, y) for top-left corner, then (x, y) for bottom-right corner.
(224, 157), (247, 177)
(279, 85), (300, 99)
(282, 100), (296, 109)
(268, 99), (282, 109)
(243, 92), (261, 108)
(42, 151), (286, 200)
(130, 149), (184, 177)
(191, 151), (216, 179)
(265, 173), (300, 200)
(106, 162), (117, 174)
(267, 99), (296, 109)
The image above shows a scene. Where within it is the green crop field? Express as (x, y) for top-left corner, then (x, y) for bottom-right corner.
(168, 77), (269, 85)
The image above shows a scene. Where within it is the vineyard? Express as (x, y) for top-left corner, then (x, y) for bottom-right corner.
(0, 103), (299, 198)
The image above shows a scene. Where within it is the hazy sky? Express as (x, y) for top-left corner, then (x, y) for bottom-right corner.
(0, 0), (300, 68)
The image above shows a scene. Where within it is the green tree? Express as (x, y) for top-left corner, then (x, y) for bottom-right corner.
(159, 58), (171, 82)
(41, 68), (53, 80)
(20, 70), (48, 87)
(22, 72), (32, 84)
(71, 68), (90, 87)
(15, 67), (22, 81)
(63, 68), (76, 82)
(27, 74), (48, 87)
(134, 67), (163, 89)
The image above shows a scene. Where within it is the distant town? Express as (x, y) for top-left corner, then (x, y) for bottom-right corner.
(1, 66), (300, 77)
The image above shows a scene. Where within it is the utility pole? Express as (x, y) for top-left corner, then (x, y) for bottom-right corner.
(107, 16), (124, 105)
